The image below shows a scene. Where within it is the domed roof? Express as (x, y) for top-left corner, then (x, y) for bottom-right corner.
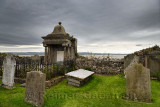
(52, 22), (66, 35)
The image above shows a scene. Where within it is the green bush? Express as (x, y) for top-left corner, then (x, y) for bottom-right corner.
(84, 66), (92, 71)
(151, 72), (160, 81)
(75, 52), (79, 57)
(157, 72), (160, 80)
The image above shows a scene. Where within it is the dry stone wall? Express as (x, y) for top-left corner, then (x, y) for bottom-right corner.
(75, 56), (124, 75)
(124, 46), (160, 75)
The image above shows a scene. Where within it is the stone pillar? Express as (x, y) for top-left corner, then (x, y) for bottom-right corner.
(67, 47), (70, 60)
(2, 55), (16, 89)
(50, 47), (53, 64)
(75, 39), (77, 54)
(44, 46), (48, 64)
(71, 47), (74, 59)
(145, 55), (148, 68)
(25, 71), (46, 106)
(48, 46), (51, 64)
(125, 61), (151, 102)
(64, 47), (67, 61)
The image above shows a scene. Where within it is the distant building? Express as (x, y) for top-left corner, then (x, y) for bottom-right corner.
(42, 22), (77, 64)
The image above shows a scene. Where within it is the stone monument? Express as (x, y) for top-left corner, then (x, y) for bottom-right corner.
(1, 55), (16, 89)
(65, 69), (94, 87)
(124, 56), (151, 102)
(25, 71), (46, 106)
(42, 22), (77, 64)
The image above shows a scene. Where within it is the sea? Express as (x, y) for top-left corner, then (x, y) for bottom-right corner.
(18, 54), (127, 59)
(82, 54), (126, 59)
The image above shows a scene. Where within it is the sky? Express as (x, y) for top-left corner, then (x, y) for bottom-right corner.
(0, 0), (160, 54)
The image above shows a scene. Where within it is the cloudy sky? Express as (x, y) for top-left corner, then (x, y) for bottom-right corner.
(0, 0), (160, 53)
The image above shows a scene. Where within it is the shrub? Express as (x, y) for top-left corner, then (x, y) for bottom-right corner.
(151, 72), (160, 81)
(84, 67), (92, 71)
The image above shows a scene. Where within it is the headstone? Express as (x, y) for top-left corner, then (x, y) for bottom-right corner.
(25, 71), (46, 106)
(124, 57), (151, 102)
(124, 56), (139, 78)
(2, 55), (16, 89)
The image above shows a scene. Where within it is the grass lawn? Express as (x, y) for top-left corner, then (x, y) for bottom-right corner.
(0, 75), (160, 107)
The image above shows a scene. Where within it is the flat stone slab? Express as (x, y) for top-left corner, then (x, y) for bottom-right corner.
(65, 69), (94, 80)
(65, 69), (94, 87)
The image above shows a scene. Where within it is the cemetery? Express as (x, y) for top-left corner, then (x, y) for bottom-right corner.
(0, 22), (160, 107)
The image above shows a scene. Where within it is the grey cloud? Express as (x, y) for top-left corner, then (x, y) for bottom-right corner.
(136, 44), (142, 47)
(0, 0), (159, 47)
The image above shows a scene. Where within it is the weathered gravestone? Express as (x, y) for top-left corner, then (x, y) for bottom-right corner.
(124, 56), (151, 102)
(25, 71), (46, 106)
(2, 55), (16, 89)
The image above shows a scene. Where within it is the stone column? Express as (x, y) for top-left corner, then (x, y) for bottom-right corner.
(44, 46), (48, 64)
(145, 55), (148, 68)
(74, 39), (77, 54)
(67, 47), (70, 60)
(25, 71), (46, 106)
(48, 46), (51, 64)
(64, 47), (67, 61)
(71, 47), (74, 59)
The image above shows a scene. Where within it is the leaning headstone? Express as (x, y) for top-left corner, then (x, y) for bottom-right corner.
(1, 55), (16, 89)
(25, 71), (46, 106)
(125, 57), (151, 102)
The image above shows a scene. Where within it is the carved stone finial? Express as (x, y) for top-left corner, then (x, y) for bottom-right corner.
(58, 22), (62, 25)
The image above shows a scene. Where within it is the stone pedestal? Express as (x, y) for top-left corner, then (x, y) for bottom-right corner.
(2, 55), (16, 89)
(25, 71), (46, 106)
(125, 63), (151, 102)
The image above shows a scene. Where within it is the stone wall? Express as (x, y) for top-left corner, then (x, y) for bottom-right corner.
(147, 54), (160, 74)
(124, 46), (160, 75)
(6, 75), (66, 89)
(75, 56), (124, 75)
(124, 52), (160, 75)
(14, 78), (26, 84)
(45, 76), (66, 89)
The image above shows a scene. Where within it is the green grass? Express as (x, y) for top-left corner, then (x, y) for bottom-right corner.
(0, 75), (160, 107)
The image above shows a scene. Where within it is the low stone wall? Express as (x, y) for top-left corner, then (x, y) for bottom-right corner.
(45, 76), (66, 89)
(0, 76), (26, 84)
(14, 78), (26, 84)
(0, 76), (66, 89)
(75, 57), (124, 75)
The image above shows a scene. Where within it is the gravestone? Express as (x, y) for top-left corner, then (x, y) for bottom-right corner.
(65, 69), (94, 87)
(25, 71), (46, 106)
(124, 56), (151, 102)
(2, 55), (16, 89)
(124, 56), (139, 78)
